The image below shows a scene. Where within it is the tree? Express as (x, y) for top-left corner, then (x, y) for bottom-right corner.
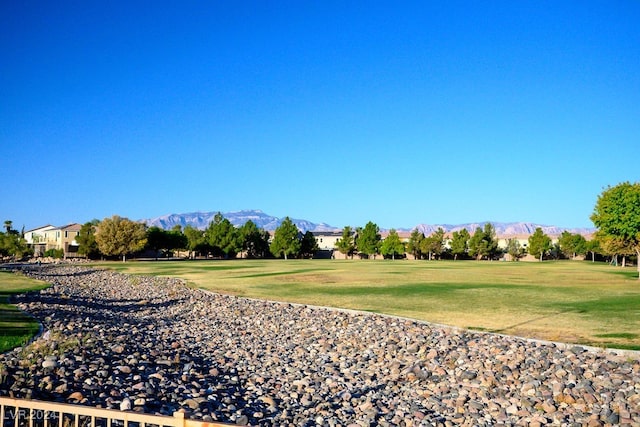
(0, 221), (30, 260)
(506, 238), (524, 261)
(356, 221), (381, 259)
(205, 212), (241, 258)
(270, 217), (301, 259)
(239, 220), (270, 259)
(335, 226), (356, 259)
(468, 223), (499, 260)
(558, 231), (587, 260)
(421, 228), (445, 261)
(597, 231), (634, 267)
(146, 226), (187, 259)
(450, 229), (470, 261)
(183, 225), (205, 258)
(407, 229), (425, 260)
(380, 229), (405, 260)
(591, 182), (640, 278)
(300, 231), (319, 259)
(76, 220), (100, 259)
(95, 215), (147, 261)
(585, 238), (601, 262)
(528, 227), (552, 261)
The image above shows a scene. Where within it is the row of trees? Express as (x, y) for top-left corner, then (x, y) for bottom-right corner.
(332, 221), (599, 262)
(74, 214), (319, 261)
(3, 182), (638, 275)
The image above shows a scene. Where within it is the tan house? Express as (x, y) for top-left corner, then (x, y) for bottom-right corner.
(24, 223), (83, 258)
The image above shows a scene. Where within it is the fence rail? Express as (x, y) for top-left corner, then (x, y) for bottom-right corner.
(0, 397), (232, 427)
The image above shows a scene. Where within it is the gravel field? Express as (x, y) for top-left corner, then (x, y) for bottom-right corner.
(1, 265), (638, 426)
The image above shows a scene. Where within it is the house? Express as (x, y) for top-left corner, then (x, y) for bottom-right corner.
(24, 223), (83, 258)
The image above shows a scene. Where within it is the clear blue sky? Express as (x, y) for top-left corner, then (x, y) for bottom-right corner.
(2, 1), (639, 231)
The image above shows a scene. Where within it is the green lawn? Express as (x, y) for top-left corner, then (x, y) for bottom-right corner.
(97, 259), (640, 350)
(0, 270), (49, 352)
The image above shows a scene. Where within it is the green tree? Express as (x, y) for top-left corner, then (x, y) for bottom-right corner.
(421, 228), (445, 261)
(95, 215), (147, 261)
(270, 217), (301, 259)
(335, 226), (356, 259)
(528, 227), (552, 261)
(380, 229), (405, 260)
(239, 220), (270, 259)
(468, 223), (499, 260)
(558, 231), (587, 260)
(205, 212), (241, 258)
(585, 238), (601, 262)
(0, 221), (30, 260)
(356, 221), (381, 259)
(591, 182), (640, 278)
(450, 229), (470, 261)
(300, 231), (319, 259)
(146, 226), (188, 258)
(183, 225), (205, 258)
(76, 220), (100, 259)
(407, 229), (425, 260)
(597, 231), (635, 267)
(506, 238), (524, 261)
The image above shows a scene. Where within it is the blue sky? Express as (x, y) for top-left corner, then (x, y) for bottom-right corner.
(2, 1), (639, 231)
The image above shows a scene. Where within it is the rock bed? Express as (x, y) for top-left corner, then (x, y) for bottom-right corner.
(0, 265), (638, 426)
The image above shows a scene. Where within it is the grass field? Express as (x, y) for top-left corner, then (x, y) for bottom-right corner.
(0, 270), (49, 352)
(96, 259), (640, 350)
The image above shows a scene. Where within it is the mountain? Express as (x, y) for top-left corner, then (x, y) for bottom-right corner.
(414, 222), (594, 237)
(141, 210), (595, 237)
(141, 210), (338, 233)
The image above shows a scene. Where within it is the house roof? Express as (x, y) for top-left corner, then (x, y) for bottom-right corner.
(24, 225), (56, 233)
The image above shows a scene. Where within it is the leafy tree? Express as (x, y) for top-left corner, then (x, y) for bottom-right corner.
(591, 182), (640, 278)
(450, 229), (470, 261)
(205, 212), (241, 258)
(356, 221), (381, 259)
(183, 225), (205, 258)
(558, 231), (587, 260)
(506, 238), (524, 261)
(528, 227), (552, 261)
(468, 223), (499, 260)
(300, 231), (319, 259)
(407, 229), (425, 260)
(585, 238), (601, 262)
(76, 220), (100, 259)
(239, 220), (270, 259)
(146, 226), (168, 258)
(270, 217), (301, 259)
(421, 228), (445, 260)
(380, 229), (405, 260)
(335, 226), (356, 259)
(146, 226), (187, 258)
(95, 215), (147, 261)
(597, 231), (635, 267)
(0, 221), (30, 260)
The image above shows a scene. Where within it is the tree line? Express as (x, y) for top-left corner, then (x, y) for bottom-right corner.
(2, 182), (638, 276)
(72, 213), (319, 261)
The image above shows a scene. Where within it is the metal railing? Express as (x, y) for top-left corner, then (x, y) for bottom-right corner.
(0, 397), (232, 427)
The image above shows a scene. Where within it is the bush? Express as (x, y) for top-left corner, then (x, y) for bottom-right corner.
(43, 248), (64, 259)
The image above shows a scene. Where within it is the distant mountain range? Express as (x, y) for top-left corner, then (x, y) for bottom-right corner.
(141, 209), (595, 237)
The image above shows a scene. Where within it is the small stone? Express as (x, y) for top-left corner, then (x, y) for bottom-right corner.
(120, 398), (131, 411)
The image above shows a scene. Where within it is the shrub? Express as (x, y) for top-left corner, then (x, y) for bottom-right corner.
(43, 248), (64, 259)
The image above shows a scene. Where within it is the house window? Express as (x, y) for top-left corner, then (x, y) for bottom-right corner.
(65, 231), (68, 238)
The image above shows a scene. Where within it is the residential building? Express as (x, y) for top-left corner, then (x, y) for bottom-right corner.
(24, 223), (83, 258)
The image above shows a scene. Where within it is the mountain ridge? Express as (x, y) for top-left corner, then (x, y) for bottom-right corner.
(141, 209), (595, 237)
